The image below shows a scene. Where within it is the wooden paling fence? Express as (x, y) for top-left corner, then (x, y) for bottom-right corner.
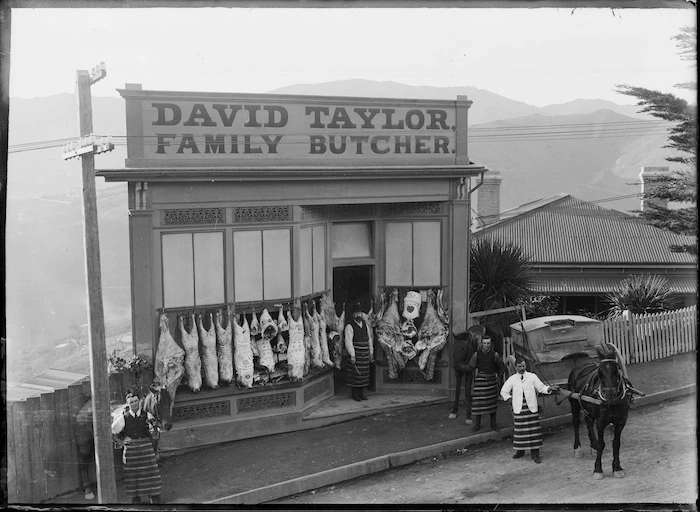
(602, 305), (697, 364)
(7, 380), (93, 504)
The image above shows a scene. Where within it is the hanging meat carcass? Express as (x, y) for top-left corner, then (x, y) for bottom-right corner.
(320, 294), (345, 369)
(301, 303), (313, 374)
(197, 313), (219, 389)
(232, 314), (254, 388)
(256, 310), (277, 373)
(250, 310), (260, 337)
(277, 305), (289, 332)
(416, 289), (449, 380)
(154, 312), (185, 414)
(305, 301), (325, 368)
(214, 309), (234, 385)
(313, 300), (333, 367)
(375, 289), (406, 379)
(275, 332), (288, 353)
(286, 310), (306, 381)
(179, 313), (202, 392)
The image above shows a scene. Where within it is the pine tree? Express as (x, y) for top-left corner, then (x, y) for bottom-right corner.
(615, 26), (697, 255)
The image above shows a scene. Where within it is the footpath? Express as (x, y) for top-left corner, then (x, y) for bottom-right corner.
(49, 352), (696, 506)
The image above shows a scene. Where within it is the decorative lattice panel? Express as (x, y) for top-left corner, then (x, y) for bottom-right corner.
(303, 377), (331, 403)
(163, 208), (225, 225)
(172, 400), (231, 422)
(237, 392), (296, 413)
(233, 206), (291, 223)
(301, 206), (328, 221)
(332, 204), (376, 218)
(383, 202), (442, 216)
(383, 368), (442, 384)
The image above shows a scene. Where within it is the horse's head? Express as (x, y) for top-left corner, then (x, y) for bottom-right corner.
(597, 359), (626, 403)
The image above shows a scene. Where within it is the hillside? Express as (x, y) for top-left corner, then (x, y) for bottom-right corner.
(5, 80), (677, 355)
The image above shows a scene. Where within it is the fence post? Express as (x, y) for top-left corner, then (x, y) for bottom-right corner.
(53, 388), (75, 496)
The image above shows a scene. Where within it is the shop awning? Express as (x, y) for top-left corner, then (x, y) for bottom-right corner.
(529, 274), (697, 295)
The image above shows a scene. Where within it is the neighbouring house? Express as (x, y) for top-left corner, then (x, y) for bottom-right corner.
(472, 168), (697, 316)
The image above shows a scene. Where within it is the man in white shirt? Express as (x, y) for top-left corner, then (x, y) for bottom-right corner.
(500, 356), (558, 463)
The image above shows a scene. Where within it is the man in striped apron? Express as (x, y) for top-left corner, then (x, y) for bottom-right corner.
(343, 302), (374, 401)
(112, 391), (163, 503)
(463, 335), (506, 432)
(500, 356), (557, 463)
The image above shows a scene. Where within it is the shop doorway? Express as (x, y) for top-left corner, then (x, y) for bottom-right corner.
(333, 265), (373, 318)
(332, 265), (375, 394)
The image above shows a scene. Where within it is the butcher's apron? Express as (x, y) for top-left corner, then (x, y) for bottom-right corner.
(512, 409), (543, 450)
(123, 438), (162, 498)
(343, 321), (371, 388)
(471, 373), (499, 415)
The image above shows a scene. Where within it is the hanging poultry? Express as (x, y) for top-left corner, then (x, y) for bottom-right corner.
(179, 313), (202, 392)
(214, 308), (234, 385)
(154, 312), (185, 414)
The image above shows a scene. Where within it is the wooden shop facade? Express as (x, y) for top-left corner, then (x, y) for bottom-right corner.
(97, 85), (488, 451)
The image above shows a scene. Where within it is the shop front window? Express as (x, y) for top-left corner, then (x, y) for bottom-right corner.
(162, 231), (225, 308)
(332, 222), (372, 259)
(385, 221), (441, 286)
(301, 225), (327, 295)
(233, 228), (292, 302)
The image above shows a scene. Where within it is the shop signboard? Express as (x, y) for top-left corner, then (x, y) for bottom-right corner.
(120, 88), (468, 168)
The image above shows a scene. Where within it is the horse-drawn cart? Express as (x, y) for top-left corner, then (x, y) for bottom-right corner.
(508, 315), (606, 387)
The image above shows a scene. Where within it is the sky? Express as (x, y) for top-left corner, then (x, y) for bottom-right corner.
(8, 6), (697, 107)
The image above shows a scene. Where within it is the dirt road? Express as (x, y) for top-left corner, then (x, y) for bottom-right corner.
(272, 395), (697, 505)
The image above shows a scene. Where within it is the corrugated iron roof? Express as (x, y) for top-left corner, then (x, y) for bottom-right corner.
(530, 274), (697, 295)
(474, 195), (697, 264)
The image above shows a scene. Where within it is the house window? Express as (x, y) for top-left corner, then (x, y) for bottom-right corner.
(385, 221), (441, 286)
(332, 222), (372, 259)
(233, 228), (291, 302)
(301, 225), (327, 295)
(162, 231), (225, 308)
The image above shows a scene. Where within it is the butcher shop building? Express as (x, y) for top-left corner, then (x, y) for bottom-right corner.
(98, 85), (489, 451)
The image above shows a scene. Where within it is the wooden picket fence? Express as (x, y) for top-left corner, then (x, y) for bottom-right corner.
(602, 305), (697, 364)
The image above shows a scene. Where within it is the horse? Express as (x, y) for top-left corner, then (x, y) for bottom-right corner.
(567, 343), (632, 480)
(74, 384), (172, 500)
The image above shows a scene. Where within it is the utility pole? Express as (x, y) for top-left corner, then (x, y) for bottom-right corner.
(63, 62), (117, 503)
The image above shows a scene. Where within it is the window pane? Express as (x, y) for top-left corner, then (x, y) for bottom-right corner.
(194, 232), (225, 305)
(263, 229), (291, 300)
(413, 222), (441, 286)
(162, 233), (194, 308)
(300, 227), (313, 296)
(312, 225), (326, 293)
(234, 230), (262, 302)
(385, 222), (412, 286)
(332, 222), (371, 258)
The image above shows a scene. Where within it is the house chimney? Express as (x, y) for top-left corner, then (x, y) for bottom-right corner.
(476, 169), (502, 226)
(639, 166), (669, 211)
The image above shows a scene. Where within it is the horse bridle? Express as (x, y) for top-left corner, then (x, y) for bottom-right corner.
(596, 358), (628, 404)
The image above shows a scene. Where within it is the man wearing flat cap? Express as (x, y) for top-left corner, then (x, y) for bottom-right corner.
(343, 302), (374, 401)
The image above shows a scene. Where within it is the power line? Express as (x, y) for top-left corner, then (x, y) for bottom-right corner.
(7, 119), (675, 153)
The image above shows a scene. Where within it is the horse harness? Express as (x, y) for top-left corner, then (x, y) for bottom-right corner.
(571, 359), (630, 417)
